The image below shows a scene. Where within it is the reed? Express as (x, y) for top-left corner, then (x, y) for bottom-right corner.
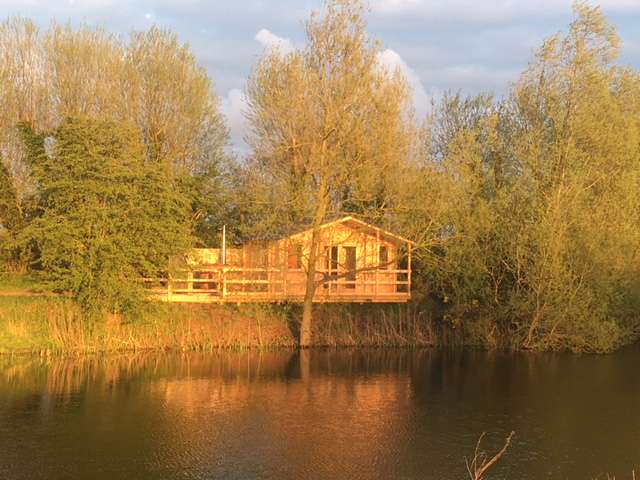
(309, 303), (436, 347)
(0, 295), (445, 354)
(0, 296), (297, 354)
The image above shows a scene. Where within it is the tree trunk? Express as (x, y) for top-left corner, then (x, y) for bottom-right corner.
(299, 181), (328, 348)
(300, 221), (321, 348)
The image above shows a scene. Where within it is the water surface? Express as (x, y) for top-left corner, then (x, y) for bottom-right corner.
(0, 349), (638, 479)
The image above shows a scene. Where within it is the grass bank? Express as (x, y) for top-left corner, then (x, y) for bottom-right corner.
(0, 296), (297, 354)
(0, 273), (440, 354)
(0, 294), (438, 355)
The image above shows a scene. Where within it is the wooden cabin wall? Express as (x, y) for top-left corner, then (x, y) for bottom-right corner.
(188, 248), (219, 265)
(161, 222), (410, 302)
(283, 224), (402, 295)
(175, 224), (409, 298)
(242, 241), (271, 268)
(274, 238), (305, 295)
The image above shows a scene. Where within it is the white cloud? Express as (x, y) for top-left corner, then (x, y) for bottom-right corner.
(221, 88), (250, 153)
(376, 48), (432, 118)
(217, 28), (295, 153)
(255, 28), (294, 54)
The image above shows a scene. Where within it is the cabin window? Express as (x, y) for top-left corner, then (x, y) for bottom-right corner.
(379, 246), (389, 269)
(323, 246), (339, 288)
(344, 246), (356, 289)
(288, 243), (302, 269)
(326, 246), (338, 272)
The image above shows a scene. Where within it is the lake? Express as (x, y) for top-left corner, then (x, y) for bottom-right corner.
(0, 348), (638, 479)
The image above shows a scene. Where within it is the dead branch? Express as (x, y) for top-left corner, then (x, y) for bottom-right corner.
(465, 431), (515, 480)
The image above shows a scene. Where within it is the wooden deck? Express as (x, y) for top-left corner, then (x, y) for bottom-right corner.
(145, 267), (411, 304)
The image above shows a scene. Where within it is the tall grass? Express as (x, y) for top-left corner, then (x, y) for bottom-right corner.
(308, 304), (436, 347)
(0, 297), (297, 354)
(0, 296), (444, 355)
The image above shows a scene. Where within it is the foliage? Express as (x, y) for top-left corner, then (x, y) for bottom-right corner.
(17, 118), (193, 314)
(0, 161), (19, 231)
(0, 17), (229, 254)
(401, 3), (640, 352)
(0, 272), (46, 291)
(0, 17), (229, 312)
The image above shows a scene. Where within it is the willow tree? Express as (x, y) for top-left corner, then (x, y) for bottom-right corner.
(123, 27), (229, 245)
(0, 18), (229, 271)
(506, 3), (640, 351)
(245, 0), (415, 347)
(403, 3), (640, 352)
(45, 24), (126, 121)
(0, 19), (49, 264)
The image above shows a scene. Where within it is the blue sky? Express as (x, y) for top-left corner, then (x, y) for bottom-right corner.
(2, 0), (640, 151)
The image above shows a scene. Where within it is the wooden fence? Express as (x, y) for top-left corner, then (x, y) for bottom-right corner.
(144, 267), (411, 304)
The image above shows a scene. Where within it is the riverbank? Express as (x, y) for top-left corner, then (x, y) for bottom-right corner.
(0, 296), (293, 354)
(0, 292), (435, 355)
(3, 273), (636, 355)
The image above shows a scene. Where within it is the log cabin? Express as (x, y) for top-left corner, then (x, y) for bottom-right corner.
(150, 216), (414, 304)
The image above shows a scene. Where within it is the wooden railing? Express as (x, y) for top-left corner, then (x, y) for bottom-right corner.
(143, 266), (411, 303)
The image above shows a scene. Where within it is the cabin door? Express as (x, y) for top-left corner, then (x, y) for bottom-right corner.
(344, 246), (356, 289)
(324, 246), (339, 290)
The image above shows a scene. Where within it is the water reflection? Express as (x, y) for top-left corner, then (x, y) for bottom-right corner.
(0, 349), (638, 479)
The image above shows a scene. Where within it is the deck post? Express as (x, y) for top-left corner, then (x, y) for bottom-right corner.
(323, 238), (332, 298)
(222, 225), (227, 265)
(222, 268), (227, 299)
(375, 230), (380, 296)
(167, 274), (173, 302)
(187, 271), (193, 293)
(328, 239), (332, 298)
(283, 243), (288, 298)
(267, 248), (272, 295)
(407, 244), (412, 295)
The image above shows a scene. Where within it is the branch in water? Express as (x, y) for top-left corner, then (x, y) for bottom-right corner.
(465, 431), (515, 480)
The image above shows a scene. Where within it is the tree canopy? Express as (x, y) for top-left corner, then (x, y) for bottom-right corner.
(0, 18), (229, 257)
(242, 0), (417, 346)
(18, 118), (193, 313)
(400, 3), (640, 352)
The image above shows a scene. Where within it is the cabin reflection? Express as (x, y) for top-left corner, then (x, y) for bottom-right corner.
(2, 350), (640, 480)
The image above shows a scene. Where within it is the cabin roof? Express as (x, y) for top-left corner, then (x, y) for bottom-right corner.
(286, 216), (415, 246)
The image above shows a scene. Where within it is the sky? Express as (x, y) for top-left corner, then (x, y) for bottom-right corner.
(2, 0), (640, 152)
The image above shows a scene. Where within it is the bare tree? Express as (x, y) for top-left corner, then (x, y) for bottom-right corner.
(245, 0), (416, 347)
